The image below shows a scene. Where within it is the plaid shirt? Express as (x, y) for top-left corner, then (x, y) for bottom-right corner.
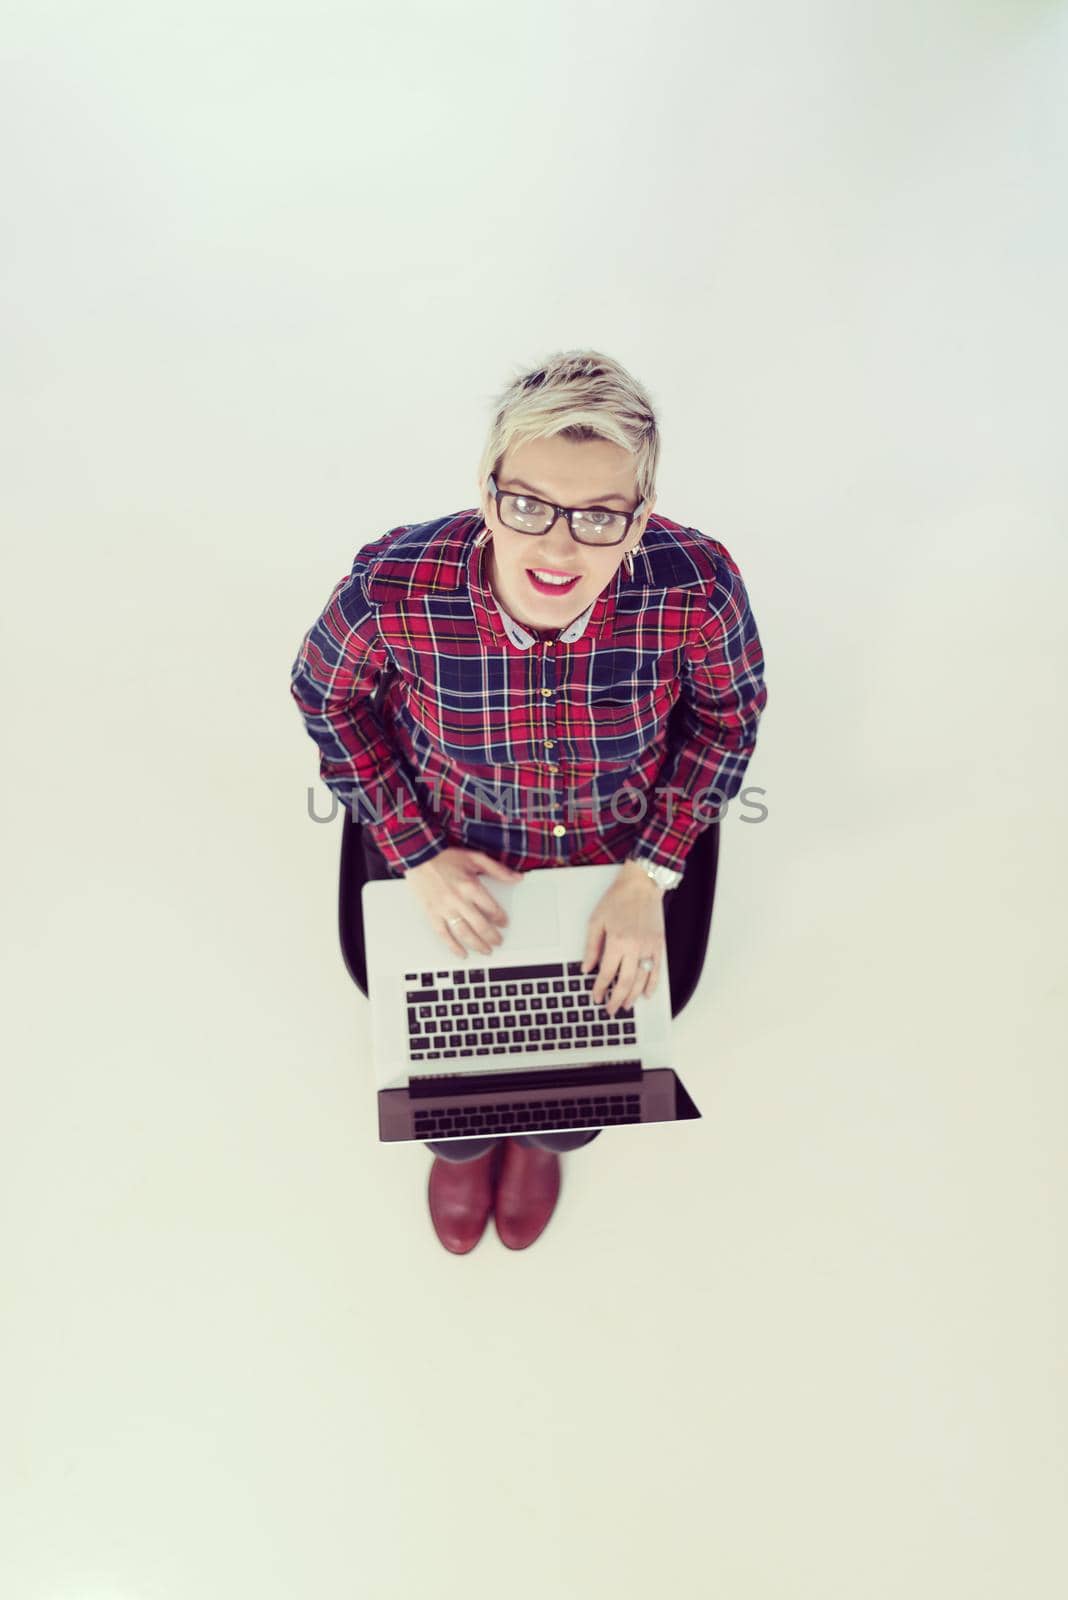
(290, 509), (768, 877)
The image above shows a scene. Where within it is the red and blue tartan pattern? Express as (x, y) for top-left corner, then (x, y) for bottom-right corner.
(290, 509), (768, 876)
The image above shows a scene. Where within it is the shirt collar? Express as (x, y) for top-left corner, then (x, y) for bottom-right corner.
(491, 589), (595, 649)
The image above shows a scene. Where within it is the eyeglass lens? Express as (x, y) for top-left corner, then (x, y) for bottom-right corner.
(499, 493), (627, 545)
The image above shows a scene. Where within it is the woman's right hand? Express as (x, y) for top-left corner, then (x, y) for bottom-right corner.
(405, 847), (525, 957)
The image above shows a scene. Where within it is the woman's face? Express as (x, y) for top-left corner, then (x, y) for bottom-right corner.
(478, 437), (654, 632)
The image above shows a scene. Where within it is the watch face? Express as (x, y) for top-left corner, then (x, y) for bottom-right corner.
(641, 860), (680, 888)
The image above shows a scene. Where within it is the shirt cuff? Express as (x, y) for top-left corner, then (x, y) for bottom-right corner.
(363, 814), (451, 875)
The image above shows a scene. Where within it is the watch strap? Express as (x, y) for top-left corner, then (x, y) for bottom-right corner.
(627, 852), (684, 891)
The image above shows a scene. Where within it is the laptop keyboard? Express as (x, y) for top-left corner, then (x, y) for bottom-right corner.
(413, 1091), (642, 1139)
(404, 959), (638, 1062)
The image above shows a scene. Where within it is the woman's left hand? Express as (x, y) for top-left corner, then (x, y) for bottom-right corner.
(580, 861), (667, 1016)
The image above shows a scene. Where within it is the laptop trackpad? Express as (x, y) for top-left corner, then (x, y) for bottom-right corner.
(491, 871), (561, 954)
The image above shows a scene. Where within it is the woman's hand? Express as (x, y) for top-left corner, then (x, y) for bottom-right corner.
(405, 847), (524, 957)
(580, 860), (667, 1016)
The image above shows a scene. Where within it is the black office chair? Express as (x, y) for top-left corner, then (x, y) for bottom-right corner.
(338, 693), (720, 1019)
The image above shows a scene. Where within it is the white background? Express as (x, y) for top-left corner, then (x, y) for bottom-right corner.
(3, 2), (1066, 1597)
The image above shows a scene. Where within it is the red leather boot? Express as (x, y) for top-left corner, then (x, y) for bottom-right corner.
(494, 1140), (562, 1250)
(427, 1143), (502, 1255)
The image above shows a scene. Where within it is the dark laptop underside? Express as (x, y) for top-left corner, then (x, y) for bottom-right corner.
(378, 1061), (700, 1142)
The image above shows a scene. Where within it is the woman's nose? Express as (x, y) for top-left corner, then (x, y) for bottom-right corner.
(537, 519), (580, 566)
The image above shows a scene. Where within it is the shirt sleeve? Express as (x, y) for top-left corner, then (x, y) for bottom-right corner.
(629, 551), (768, 875)
(289, 546), (451, 873)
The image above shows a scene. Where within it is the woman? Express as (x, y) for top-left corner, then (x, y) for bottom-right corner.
(290, 349), (768, 1256)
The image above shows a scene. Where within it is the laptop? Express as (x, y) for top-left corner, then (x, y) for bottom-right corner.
(362, 862), (701, 1143)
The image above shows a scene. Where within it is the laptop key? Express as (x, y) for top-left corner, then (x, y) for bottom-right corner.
(485, 963), (563, 981)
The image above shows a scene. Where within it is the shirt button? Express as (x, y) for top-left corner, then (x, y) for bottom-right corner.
(552, 824), (566, 837)
(546, 764), (559, 773)
(541, 687), (552, 697)
(543, 739), (555, 749)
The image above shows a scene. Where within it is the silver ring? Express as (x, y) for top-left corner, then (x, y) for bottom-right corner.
(447, 915), (465, 926)
(638, 957), (655, 971)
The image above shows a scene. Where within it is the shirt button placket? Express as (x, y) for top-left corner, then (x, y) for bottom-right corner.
(538, 645), (566, 862)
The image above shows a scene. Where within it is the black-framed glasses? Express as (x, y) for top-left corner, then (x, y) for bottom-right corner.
(487, 471), (645, 547)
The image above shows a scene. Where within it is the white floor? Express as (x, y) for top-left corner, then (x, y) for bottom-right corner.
(4, 4), (1066, 1596)
(6, 586), (1066, 1596)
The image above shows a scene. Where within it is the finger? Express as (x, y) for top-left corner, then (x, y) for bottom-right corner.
(439, 919), (470, 958)
(580, 921), (605, 977)
(446, 907), (498, 955)
(463, 883), (509, 928)
(458, 902), (505, 950)
(606, 952), (640, 1016)
(618, 958), (655, 1013)
(636, 955), (659, 999)
(632, 944), (666, 1004)
(467, 851), (524, 882)
(591, 945), (623, 1009)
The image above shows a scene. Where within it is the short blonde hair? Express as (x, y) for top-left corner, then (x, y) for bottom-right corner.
(477, 348), (661, 506)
